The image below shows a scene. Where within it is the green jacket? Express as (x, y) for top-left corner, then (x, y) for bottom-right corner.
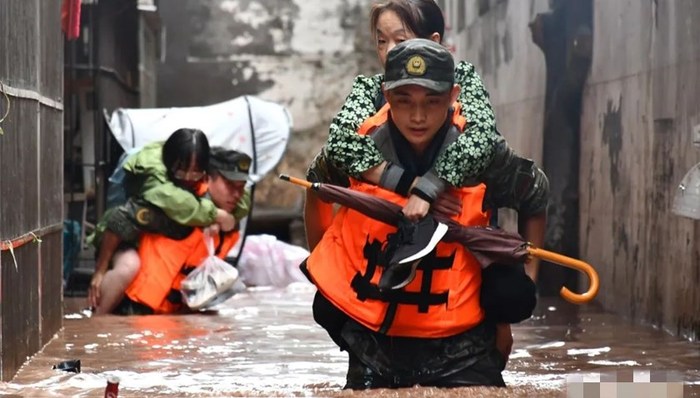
(233, 189), (252, 221)
(88, 142), (252, 248)
(123, 142), (218, 226)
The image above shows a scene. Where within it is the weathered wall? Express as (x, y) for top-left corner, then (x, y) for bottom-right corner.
(459, 0), (700, 340)
(0, 0), (64, 380)
(157, 0), (379, 208)
(579, 0), (700, 340)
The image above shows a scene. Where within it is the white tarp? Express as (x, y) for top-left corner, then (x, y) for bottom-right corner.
(106, 96), (292, 182)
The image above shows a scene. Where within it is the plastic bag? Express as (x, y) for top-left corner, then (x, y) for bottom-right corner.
(180, 233), (240, 310)
(237, 234), (310, 287)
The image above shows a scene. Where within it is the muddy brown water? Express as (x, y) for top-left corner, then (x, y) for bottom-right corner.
(1, 284), (698, 397)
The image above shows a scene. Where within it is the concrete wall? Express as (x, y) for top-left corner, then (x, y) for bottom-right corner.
(157, 0), (379, 208)
(456, 0), (700, 340)
(579, 0), (700, 340)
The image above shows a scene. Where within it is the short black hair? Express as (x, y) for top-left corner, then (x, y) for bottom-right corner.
(162, 128), (210, 181)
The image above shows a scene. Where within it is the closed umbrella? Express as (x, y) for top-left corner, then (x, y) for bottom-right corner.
(281, 174), (599, 305)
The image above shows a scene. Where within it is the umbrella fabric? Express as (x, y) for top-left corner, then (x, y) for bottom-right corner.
(311, 182), (529, 268)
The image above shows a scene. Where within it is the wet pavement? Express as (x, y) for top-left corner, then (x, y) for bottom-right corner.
(1, 284), (698, 397)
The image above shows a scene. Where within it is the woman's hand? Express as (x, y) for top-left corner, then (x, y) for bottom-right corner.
(87, 271), (105, 309)
(431, 189), (462, 218)
(402, 194), (431, 221)
(215, 209), (236, 232)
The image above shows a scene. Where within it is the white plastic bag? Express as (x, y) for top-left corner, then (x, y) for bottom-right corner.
(180, 233), (240, 311)
(237, 234), (310, 287)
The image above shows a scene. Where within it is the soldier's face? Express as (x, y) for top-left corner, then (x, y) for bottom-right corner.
(208, 173), (245, 213)
(384, 84), (459, 154)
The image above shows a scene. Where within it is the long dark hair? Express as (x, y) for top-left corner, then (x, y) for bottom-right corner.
(162, 128), (210, 180)
(370, 0), (445, 43)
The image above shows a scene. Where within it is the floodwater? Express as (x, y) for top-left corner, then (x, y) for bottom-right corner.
(1, 284), (698, 397)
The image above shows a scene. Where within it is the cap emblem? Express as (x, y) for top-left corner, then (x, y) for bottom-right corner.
(135, 207), (153, 225)
(406, 55), (426, 76)
(238, 157), (251, 172)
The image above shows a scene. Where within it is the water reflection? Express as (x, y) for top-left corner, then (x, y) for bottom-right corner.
(0, 285), (697, 397)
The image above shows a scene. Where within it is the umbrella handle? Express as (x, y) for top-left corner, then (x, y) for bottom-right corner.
(279, 174), (314, 189)
(527, 247), (600, 305)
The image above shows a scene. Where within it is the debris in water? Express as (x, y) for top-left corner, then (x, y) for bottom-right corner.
(52, 359), (81, 373)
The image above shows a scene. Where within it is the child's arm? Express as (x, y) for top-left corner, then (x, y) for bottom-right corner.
(232, 188), (252, 221)
(140, 177), (219, 226)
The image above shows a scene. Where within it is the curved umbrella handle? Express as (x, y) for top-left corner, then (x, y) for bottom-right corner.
(527, 247), (600, 305)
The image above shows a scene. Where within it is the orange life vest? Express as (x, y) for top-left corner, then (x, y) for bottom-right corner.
(306, 181), (489, 338)
(308, 104), (488, 338)
(125, 228), (240, 314)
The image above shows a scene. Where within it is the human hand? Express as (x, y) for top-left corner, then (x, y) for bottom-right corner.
(431, 189), (462, 218)
(402, 194), (430, 222)
(524, 256), (540, 282)
(215, 209), (236, 232)
(205, 224), (221, 235)
(495, 323), (513, 364)
(87, 271), (105, 309)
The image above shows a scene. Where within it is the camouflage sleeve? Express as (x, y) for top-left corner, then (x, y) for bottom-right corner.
(435, 61), (499, 186)
(479, 139), (550, 216)
(325, 74), (385, 178)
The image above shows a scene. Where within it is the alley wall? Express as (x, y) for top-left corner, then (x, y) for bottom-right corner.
(0, 0), (64, 380)
(455, 0), (699, 340)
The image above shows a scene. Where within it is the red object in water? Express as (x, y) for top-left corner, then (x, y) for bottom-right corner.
(104, 376), (119, 398)
(61, 0), (82, 40)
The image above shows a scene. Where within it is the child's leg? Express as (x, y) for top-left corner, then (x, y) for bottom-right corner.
(94, 249), (141, 315)
(88, 230), (123, 309)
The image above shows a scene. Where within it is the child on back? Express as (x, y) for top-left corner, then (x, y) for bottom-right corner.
(87, 128), (250, 313)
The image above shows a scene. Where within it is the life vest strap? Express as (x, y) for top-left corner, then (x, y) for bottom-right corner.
(351, 274), (449, 308)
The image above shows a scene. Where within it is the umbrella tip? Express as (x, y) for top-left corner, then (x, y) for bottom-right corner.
(279, 174), (290, 181)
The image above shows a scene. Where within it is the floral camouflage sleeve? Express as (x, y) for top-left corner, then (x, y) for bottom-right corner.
(324, 61), (499, 187)
(325, 74), (385, 176)
(436, 61), (499, 186)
